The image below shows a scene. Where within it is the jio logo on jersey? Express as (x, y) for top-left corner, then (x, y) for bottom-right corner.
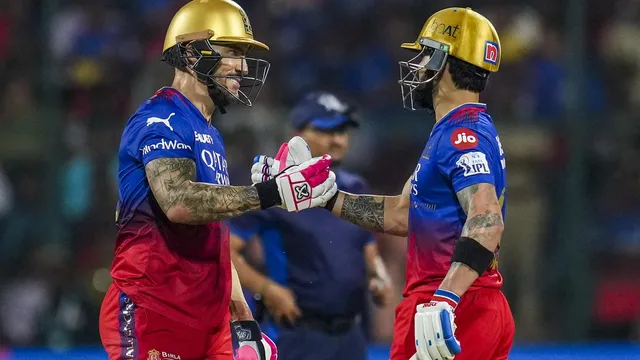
(450, 128), (478, 150)
(456, 151), (491, 177)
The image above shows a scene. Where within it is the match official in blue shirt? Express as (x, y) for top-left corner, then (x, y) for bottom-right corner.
(229, 92), (392, 360)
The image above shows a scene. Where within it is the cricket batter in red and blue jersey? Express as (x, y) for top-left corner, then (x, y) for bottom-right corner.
(98, 1), (337, 360)
(254, 7), (515, 360)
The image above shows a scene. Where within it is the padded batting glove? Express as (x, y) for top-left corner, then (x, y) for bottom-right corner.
(251, 136), (312, 184)
(232, 320), (278, 360)
(411, 289), (462, 360)
(254, 155), (338, 212)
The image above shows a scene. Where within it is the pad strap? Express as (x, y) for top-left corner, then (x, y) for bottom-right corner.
(451, 236), (495, 276)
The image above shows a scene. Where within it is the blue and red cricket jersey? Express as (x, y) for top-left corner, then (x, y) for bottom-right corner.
(405, 103), (507, 296)
(112, 87), (232, 332)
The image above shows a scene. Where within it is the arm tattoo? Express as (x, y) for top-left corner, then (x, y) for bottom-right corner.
(456, 183), (504, 243)
(146, 158), (260, 224)
(340, 194), (385, 233)
(463, 211), (503, 234)
(456, 184), (479, 214)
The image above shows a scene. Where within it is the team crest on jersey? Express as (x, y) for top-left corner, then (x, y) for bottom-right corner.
(147, 349), (160, 360)
(484, 41), (499, 65)
(450, 128), (478, 150)
(456, 151), (490, 177)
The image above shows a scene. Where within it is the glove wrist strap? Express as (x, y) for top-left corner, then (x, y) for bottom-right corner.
(255, 179), (281, 210)
(432, 289), (460, 309)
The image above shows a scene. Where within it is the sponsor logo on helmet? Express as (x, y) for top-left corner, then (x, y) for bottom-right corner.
(484, 41), (499, 65)
(239, 9), (253, 36)
(428, 20), (460, 38)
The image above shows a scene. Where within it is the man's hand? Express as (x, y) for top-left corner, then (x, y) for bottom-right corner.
(368, 276), (392, 308)
(230, 300), (254, 322)
(232, 320), (278, 360)
(252, 136), (312, 184)
(262, 282), (302, 325)
(411, 290), (462, 360)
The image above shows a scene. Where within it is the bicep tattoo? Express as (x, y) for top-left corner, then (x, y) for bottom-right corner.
(146, 158), (197, 213)
(456, 184), (479, 215)
(456, 183), (503, 240)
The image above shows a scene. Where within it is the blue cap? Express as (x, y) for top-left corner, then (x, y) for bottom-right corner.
(290, 92), (359, 131)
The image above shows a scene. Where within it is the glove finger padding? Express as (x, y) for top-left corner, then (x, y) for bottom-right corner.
(251, 136), (312, 185)
(285, 136), (312, 165)
(414, 308), (433, 360)
(414, 303), (461, 360)
(252, 156), (274, 184)
(261, 333), (278, 360)
(310, 172), (338, 208)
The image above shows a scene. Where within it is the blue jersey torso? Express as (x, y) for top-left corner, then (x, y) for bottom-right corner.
(405, 103), (507, 295)
(112, 87), (233, 332)
(117, 87), (230, 226)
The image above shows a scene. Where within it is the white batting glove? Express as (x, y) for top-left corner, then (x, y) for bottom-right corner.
(251, 136), (312, 184)
(254, 155), (338, 212)
(411, 290), (462, 360)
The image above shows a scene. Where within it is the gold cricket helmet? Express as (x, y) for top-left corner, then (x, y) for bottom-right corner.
(398, 8), (500, 111)
(401, 7), (501, 72)
(163, 0), (269, 52)
(162, 0), (270, 112)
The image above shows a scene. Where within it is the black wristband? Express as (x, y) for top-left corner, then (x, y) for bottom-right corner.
(231, 320), (263, 342)
(451, 236), (495, 276)
(254, 179), (281, 210)
(324, 192), (339, 211)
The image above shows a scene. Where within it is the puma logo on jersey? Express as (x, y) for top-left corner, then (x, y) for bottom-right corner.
(146, 113), (175, 131)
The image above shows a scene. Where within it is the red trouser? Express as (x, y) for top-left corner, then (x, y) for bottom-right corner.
(390, 288), (515, 360)
(99, 284), (233, 360)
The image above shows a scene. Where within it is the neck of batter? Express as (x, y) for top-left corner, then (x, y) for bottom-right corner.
(171, 71), (216, 123)
(433, 90), (480, 123)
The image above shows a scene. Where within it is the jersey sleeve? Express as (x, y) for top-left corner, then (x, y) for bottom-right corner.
(436, 126), (498, 192)
(228, 210), (270, 242)
(127, 109), (195, 166)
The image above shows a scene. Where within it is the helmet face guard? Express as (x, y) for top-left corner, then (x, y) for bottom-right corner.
(177, 39), (270, 112)
(398, 38), (449, 111)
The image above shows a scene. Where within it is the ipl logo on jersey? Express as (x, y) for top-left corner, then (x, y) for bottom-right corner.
(456, 151), (490, 177)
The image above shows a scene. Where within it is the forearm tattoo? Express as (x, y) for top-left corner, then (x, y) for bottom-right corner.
(145, 158), (260, 224)
(340, 194), (385, 233)
(456, 184), (504, 242)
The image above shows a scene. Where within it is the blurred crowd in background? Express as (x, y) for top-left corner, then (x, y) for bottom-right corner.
(1, 0), (640, 350)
